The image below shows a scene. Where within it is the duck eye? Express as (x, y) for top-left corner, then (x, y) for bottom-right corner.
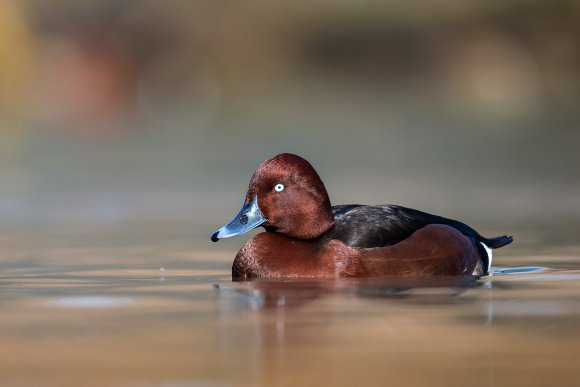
(274, 183), (285, 192)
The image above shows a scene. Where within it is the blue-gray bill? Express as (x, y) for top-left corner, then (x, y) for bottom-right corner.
(211, 196), (267, 242)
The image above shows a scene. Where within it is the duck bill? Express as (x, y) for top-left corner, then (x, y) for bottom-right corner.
(211, 196), (266, 242)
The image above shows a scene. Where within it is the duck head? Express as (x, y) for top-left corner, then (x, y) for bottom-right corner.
(211, 153), (334, 241)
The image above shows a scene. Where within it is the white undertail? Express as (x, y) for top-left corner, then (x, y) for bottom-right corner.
(480, 242), (493, 275)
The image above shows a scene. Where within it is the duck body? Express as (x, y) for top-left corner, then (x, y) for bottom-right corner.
(211, 153), (513, 280)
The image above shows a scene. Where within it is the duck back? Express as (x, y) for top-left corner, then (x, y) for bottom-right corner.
(329, 204), (513, 250)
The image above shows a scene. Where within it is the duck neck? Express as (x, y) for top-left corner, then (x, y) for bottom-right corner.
(287, 196), (334, 240)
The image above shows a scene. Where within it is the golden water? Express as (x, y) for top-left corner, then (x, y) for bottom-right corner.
(1, 227), (579, 387)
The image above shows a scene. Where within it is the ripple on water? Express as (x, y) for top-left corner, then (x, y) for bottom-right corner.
(45, 296), (137, 308)
(491, 266), (546, 275)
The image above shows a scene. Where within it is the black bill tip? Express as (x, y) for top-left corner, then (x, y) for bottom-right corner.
(210, 231), (220, 242)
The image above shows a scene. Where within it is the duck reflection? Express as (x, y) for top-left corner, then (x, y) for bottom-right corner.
(215, 276), (480, 312)
(214, 276), (483, 373)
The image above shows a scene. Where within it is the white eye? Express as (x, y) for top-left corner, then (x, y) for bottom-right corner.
(274, 183), (285, 192)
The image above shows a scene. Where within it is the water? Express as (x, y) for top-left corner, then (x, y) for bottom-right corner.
(1, 228), (579, 387)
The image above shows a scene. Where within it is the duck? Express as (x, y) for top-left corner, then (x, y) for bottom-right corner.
(211, 153), (513, 280)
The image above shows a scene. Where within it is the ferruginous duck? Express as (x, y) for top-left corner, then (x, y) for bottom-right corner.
(211, 153), (513, 280)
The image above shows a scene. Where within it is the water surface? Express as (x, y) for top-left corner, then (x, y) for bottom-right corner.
(1, 228), (579, 387)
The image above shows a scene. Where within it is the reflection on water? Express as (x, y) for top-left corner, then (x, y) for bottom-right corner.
(216, 276), (481, 311)
(1, 238), (579, 387)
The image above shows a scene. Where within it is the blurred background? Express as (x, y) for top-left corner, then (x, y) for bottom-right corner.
(1, 0), (579, 251)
